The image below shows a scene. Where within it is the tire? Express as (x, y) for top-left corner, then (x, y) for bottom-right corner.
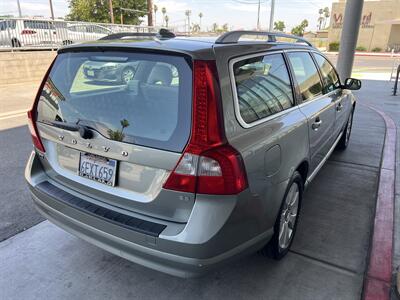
(11, 38), (21, 47)
(336, 108), (354, 150)
(261, 171), (303, 260)
(121, 67), (135, 84)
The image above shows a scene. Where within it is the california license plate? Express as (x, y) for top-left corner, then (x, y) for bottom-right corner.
(78, 153), (117, 186)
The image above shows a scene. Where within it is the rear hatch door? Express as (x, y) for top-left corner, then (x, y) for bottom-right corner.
(35, 49), (193, 223)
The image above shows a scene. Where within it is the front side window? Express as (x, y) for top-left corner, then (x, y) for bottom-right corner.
(233, 53), (294, 124)
(287, 52), (323, 102)
(313, 53), (340, 93)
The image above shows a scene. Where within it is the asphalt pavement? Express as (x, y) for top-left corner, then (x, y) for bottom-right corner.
(0, 125), (44, 242)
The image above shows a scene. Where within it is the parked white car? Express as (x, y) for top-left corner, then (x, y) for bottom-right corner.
(0, 19), (59, 47)
(62, 24), (112, 44)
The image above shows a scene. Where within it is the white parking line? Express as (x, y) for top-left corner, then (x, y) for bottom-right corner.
(0, 112), (27, 120)
(0, 109), (28, 118)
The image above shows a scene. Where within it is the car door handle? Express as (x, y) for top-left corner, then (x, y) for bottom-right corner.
(312, 118), (322, 130)
(336, 103), (343, 112)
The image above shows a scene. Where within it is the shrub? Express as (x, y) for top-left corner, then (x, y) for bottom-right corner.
(329, 42), (340, 51)
(372, 47), (382, 52)
(356, 46), (367, 51)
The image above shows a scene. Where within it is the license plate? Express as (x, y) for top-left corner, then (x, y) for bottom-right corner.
(78, 153), (117, 186)
(87, 70), (94, 76)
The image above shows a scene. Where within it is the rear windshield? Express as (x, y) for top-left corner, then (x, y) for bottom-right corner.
(37, 51), (192, 152)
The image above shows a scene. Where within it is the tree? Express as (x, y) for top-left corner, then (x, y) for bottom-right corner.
(164, 15), (169, 27)
(154, 4), (158, 26)
(291, 19), (308, 36)
(192, 23), (200, 32)
(317, 8), (324, 30)
(212, 22), (218, 32)
(222, 23), (229, 32)
(66, 0), (146, 25)
(185, 10), (191, 32)
(323, 7), (330, 29)
(161, 7), (166, 26)
(273, 20), (285, 32)
(199, 12), (203, 31)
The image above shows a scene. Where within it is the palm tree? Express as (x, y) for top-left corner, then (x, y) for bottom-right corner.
(185, 10), (192, 33)
(323, 7), (330, 29)
(154, 4), (158, 26)
(212, 23), (218, 32)
(199, 12), (203, 31)
(318, 8), (324, 30)
(161, 7), (166, 26)
(222, 23), (229, 32)
(165, 15), (169, 27)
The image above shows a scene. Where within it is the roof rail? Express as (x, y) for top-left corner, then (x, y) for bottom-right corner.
(99, 28), (176, 41)
(215, 30), (313, 47)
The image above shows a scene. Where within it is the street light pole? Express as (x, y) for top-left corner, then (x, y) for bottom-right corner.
(269, 0), (275, 31)
(109, 0), (115, 23)
(337, 0), (364, 80)
(49, 0), (55, 20)
(16, 0), (22, 17)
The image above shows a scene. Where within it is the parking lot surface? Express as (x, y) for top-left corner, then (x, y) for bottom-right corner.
(0, 102), (385, 300)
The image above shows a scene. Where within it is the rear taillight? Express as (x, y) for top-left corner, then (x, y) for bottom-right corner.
(163, 60), (248, 195)
(27, 58), (56, 153)
(21, 29), (36, 35)
(27, 110), (45, 152)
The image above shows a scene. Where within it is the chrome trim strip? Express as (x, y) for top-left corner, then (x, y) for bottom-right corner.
(305, 131), (343, 187)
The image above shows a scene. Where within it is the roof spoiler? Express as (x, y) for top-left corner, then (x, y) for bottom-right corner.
(99, 28), (176, 41)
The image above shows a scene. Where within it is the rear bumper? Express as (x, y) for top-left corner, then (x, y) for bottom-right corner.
(25, 151), (274, 278)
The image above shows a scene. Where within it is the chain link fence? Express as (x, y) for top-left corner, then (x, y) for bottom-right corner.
(0, 18), (160, 50)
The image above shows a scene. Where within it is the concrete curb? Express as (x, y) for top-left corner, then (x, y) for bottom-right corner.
(362, 105), (397, 300)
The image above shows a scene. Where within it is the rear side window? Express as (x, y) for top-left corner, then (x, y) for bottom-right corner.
(0, 20), (16, 30)
(287, 52), (323, 102)
(313, 53), (340, 93)
(37, 51), (192, 152)
(24, 20), (55, 30)
(233, 53), (294, 124)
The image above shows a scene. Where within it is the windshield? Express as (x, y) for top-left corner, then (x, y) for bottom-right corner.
(37, 51), (192, 152)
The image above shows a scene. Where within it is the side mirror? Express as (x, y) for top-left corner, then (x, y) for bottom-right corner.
(343, 78), (361, 90)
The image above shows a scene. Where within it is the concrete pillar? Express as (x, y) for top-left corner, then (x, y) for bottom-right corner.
(337, 0), (364, 80)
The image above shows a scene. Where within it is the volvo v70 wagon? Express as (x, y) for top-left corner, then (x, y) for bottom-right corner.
(25, 30), (361, 277)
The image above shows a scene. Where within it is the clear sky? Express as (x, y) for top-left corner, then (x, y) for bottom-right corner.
(1, 0), (333, 31)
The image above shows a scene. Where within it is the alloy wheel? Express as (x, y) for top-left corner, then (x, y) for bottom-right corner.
(278, 183), (300, 250)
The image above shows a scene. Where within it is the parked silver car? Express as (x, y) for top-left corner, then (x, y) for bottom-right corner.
(25, 30), (360, 277)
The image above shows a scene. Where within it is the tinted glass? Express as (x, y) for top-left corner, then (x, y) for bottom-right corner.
(24, 20), (55, 29)
(37, 52), (192, 152)
(313, 53), (340, 93)
(233, 53), (294, 124)
(0, 20), (16, 30)
(287, 52), (323, 102)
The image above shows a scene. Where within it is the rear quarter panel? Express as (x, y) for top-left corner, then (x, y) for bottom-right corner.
(214, 46), (310, 233)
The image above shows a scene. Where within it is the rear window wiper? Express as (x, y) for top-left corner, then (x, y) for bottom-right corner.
(42, 120), (93, 139)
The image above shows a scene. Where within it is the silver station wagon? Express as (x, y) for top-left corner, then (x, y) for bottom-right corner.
(25, 30), (361, 277)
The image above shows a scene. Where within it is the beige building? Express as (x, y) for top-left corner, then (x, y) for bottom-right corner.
(328, 0), (400, 51)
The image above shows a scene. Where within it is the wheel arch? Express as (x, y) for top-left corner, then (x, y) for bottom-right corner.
(295, 160), (309, 186)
